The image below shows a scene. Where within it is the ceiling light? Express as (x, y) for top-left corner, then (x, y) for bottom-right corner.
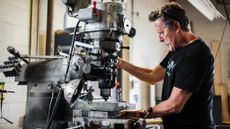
(187, 0), (225, 21)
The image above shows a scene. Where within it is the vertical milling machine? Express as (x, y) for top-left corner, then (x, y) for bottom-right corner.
(0, 0), (148, 129)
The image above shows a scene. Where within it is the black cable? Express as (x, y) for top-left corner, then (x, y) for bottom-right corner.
(46, 88), (55, 122)
(44, 88), (63, 129)
(64, 20), (81, 82)
(214, 19), (228, 60)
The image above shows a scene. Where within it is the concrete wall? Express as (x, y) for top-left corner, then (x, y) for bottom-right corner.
(0, 0), (30, 129)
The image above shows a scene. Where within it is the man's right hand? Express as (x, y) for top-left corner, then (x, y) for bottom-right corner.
(119, 109), (145, 119)
(117, 57), (124, 69)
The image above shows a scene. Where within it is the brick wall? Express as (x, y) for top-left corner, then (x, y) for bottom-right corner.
(0, 1), (66, 128)
(0, 0), (30, 129)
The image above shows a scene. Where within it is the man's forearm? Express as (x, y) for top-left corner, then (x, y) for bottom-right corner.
(150, 100), (179, 117)
(121, 60), (159, 84)
(120, 60), (165, 84)
(148, 87), (192, 118)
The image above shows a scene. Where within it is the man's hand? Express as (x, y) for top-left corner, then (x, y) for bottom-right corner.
(119, 109), (144, 119)
(117, 57), (124, 69)
(143, 107), (154, 119)
(119, 107), (155, 119)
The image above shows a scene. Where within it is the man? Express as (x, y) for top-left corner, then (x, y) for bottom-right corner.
(118, 2), (215, 129)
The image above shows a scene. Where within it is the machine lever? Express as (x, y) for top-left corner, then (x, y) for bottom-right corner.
(7, 46), (29, 64)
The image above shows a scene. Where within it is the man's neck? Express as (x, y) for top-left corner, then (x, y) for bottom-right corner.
(180, 31), (198, 47)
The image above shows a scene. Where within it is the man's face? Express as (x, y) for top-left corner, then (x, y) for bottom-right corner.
(154, 19), (177, 51)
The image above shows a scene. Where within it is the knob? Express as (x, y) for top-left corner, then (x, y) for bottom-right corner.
(128, 27), (136, 38)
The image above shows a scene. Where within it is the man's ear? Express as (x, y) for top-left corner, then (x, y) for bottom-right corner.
(174, 21), (181, 33)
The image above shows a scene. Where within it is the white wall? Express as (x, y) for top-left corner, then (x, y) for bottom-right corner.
(125, 0), (169, 108)
(130, 0), (168, 67)
(53, 0), (66, 31)
(37, 0), (65, 55)
(0, 0), (30, 129)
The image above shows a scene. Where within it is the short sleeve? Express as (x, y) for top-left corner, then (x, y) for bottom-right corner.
(160, 52), (172, 68)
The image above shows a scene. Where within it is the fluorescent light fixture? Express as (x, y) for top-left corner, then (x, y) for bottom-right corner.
(187, 0), (225, 21)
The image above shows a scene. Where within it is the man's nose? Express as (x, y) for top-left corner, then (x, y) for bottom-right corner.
(159, 35), (164, 42)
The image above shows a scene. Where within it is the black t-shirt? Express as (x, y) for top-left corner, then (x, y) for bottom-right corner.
(160, 39), (215, 129)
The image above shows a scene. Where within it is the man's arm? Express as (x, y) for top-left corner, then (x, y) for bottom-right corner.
(117, 58), (165, 84)
(148, 87), (192, 117)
